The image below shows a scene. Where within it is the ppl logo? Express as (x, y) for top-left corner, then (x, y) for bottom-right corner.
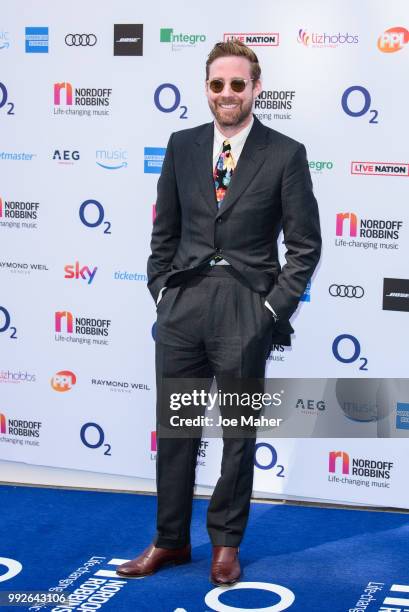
(64, 262), (97, 284)
(55, 311), (73, 333)
(151, 431), (157, 452)
(329, 450), (350, 474)
(336, 212), (358, 237)
(0, 413), (6, 434)
(54, 82), (73, 105)
(51, 370), (77, 392)
(377, 26), (409, 53)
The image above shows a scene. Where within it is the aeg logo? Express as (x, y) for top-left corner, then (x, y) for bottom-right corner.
(377, 27), (409, 52)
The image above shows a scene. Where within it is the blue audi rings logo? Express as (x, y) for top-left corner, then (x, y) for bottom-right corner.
(65, 34), (97, 46)
(329, 284), (364, 298)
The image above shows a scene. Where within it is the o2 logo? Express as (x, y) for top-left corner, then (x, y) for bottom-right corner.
(0, 82), (14, 115)
(254, 443), (285, 477)
(154, 84), (188, 119)
(80, 422), (111, 456)
(0, 558), (22, 583)
(204, 582), (295, 611)
(0, 307), (17, 339)
(341, 86), (378, 124)
(79, 200), (111, 234)
(332, 334), (368, 370)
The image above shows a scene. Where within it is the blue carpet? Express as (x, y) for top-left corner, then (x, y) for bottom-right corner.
(1, 485), (409, 611)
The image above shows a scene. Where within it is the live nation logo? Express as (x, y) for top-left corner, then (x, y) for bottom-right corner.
(351, 161), (409, 177)
(223, 32), (279, 46)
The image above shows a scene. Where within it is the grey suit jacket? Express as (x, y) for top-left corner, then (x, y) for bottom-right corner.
(147, 116), (321, 346)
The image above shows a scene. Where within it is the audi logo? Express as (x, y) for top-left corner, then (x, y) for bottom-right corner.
(329, 284), (365, 298)
(65, 34), (97, 47)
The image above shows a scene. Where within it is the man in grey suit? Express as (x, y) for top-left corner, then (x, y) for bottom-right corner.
(117, 40), (321, 585)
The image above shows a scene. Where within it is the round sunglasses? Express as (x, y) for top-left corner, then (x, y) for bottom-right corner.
(207, 78), (254, 94)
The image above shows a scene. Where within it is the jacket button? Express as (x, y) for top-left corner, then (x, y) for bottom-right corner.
(217, 217), (222, 223)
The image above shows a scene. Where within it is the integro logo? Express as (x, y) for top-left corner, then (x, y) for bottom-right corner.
(53, 82), (112, 118)
(64, 262), (98, 284)
(377, 26), (409, 52)
(160, 28), (206, 50)
(298, 28), (358, 47)
(51, 370), (77, 392)
(335, 212), (403, 251)
(328, 450), (394, 484)
(223, 32), (279, 46)
(351, 161), (408, 177)
(55, 310), (111, 347)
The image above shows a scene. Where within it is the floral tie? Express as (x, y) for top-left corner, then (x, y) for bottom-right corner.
(213, 139), (235, 209)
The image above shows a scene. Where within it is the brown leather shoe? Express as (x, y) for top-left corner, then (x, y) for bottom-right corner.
(210, 546), (241, 586)
(116, 543), (191, 578)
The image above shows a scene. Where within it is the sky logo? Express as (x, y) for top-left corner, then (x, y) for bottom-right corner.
(0, 413), (6, 434)
(55, 311), (73, 333)
(336, 212), (358, 237)
(329, 451), (350, 474)
(64, 262), (98, 284)
(144, 147), (165, 174)
(54, 82), (73, 105)
(25, 27), (48, 53)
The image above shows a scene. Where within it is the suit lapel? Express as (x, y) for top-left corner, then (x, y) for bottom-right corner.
(215, 117), (269, 219)
(193, 122), (218, 214)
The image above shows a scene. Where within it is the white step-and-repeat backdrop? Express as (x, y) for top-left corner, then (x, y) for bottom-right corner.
(1, 0), (409, 508)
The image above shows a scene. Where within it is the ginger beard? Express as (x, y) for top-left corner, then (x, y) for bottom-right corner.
(207, 94), (254, 129)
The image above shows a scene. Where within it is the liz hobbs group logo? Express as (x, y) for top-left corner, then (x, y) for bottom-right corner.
(328, 450), (394, 489)
(53, 82), (113, 117)
(298, 28), (359, 47)
(54, 310), (111, 347)
(335, 212), (403, 251)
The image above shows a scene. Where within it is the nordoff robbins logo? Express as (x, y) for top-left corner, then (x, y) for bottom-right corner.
(351, 161), (409, 176)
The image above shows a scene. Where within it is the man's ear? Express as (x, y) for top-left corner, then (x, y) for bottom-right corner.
(253, 79), (262, 99)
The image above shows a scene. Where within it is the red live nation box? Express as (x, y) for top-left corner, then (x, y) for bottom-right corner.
(223, 33), (279, 46)
(351, 161), (409, 177)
